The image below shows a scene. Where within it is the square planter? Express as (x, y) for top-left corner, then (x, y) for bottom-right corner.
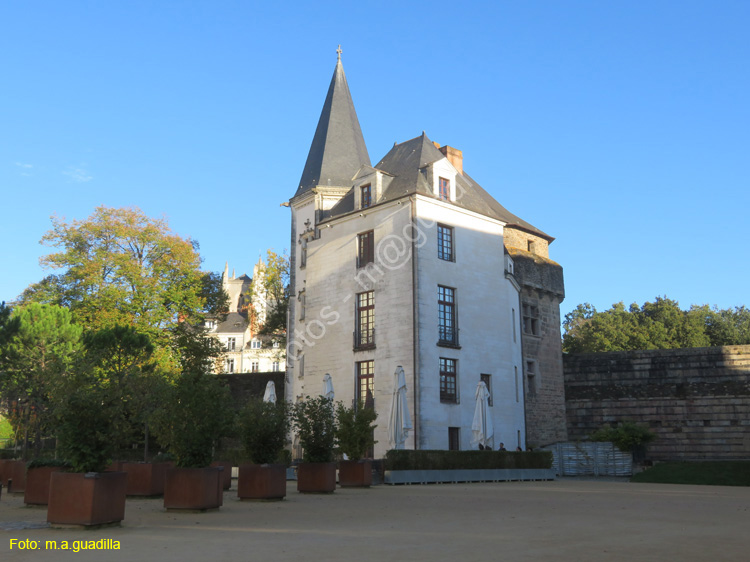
(47, 471), (127, 527)
(24, 466), (65, 505)
(238, 464), (286, 500)
(2, 460), (27, 493)
(210, 461), (233, 490)
(164, 467), (223, 510)
(338, 460), (372, 487)
(121, 462), (172, 496)
(297, 462), (336, 493)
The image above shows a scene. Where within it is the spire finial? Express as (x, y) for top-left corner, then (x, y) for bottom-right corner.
(336, 44), (342, 61)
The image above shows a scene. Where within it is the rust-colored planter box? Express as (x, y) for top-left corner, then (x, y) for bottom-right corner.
(211, 461), (233, 490)
(47, 471), (127, 527)
(121, 462), (172, 496)
(3, 460), (27, 493)
(297, 462), (336, 493)
(338, 460), (373, 487)
(106, 461), (123, 472)
(238, 464), (286, 500)
(164, 467), (223, 510)
(24, 466), (65, 505)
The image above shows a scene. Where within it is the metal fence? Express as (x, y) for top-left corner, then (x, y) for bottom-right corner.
(543, 442), (632, 477)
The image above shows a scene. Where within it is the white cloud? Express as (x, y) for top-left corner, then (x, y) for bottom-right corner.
(15, 162), (33, 176)
(63, 166), (93, 183)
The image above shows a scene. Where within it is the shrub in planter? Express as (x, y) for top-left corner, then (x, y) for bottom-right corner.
(48, 385), (127, 526)
(591, 421), (656, 461)
(335, 404), (377, 487)
(154, 369), (233, 510)
(292, 396), (337, 493)
(237, 399), (289, 500)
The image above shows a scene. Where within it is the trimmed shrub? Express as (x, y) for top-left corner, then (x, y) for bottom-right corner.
(384, 449), (552, 471)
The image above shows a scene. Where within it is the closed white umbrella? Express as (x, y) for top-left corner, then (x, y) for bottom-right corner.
(263, 381), (277, 404)
(471, 381), (494, 450)
(322, 373), (335, 401)
(388, 366), (412, 450)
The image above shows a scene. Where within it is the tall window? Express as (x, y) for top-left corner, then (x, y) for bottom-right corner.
(437, 224), (454, 261)
(357, 230), (374, 268)
(448, 427), (460, 450)
(481, 374), (493, 407)
(440, 358), (458, 403)
(355, 291), (375, 348)
(226, 358), (235, 373)
(361, 184), (372, 209)
(439, 177), (450, 201)
(226, 337), (236, 351)
(272, 361), (280, 372)
(526, 360), (537, 398)
(522, 303), (540, 336)
(438, 285), (457, 345)
(251, 361), (259, 373)
(357, 360), (375, 408)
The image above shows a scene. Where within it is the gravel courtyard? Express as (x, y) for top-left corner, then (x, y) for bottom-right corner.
(2, 479), (748, 561)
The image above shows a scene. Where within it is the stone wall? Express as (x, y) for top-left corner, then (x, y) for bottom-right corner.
(564, 346), (750, 460)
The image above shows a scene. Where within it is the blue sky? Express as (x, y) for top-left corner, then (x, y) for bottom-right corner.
(2, 1), (748, 321)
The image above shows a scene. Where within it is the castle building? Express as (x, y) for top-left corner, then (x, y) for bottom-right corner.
(286, 53), (566, 455)
(205, 259), (285, 374)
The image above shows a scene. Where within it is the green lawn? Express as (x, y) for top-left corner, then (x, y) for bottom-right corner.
(0, 414), (13, 444)
(631, 461), (750, 487)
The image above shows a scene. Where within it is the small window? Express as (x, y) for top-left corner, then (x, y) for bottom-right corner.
(357, 360), (375, 408)
(480, 374), (493, 407)
(361, 184), (372, 209)
(526, 360), (537, 398)
(440, 358), (458, 403)
(251, 340), (261, 349)
(438, 224), (454, 261)
(251, 361), (259, 373)
(357, 231), (374, 268)
(272, 340), (280, 349)
(448, 427), (460, 451)
(272, 361), (280, 372)
(527, 239), (536, 254)
(226, 358), (235, 373)
(439, 177), (450, 201)
(205, 319), (216, 330)
(226, 337), (236, 351)
(522, 303), (540, 336)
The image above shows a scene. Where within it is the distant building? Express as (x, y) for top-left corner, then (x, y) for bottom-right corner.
(286, 53), (566, 456)
(205, 259), (285, 374)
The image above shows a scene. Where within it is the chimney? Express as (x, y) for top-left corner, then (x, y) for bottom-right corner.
(439, 145), (463, 175)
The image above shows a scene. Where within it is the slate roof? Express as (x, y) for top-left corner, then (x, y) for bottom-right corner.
(323, 133), (553, 241)
(216, 312), (249, 334)
(295, 58), (371, 197)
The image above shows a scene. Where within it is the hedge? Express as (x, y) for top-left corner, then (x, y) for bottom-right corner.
(384, 449), (552, 471)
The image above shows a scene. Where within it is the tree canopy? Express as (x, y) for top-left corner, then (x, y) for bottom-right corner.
(27, 206), (206, 336)
(563, 297), (750, 353)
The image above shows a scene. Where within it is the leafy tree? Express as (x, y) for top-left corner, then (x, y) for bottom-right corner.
(335, 403), (377, 460)
(239, 399), (290, 465)
(292, 396), (336, 463)
(0, 303), (82, 457)
(29, 206), (206, 342)
(248, 249), (289, 343)
(590, 421), (656, 453)
(562, 296), (749, 353)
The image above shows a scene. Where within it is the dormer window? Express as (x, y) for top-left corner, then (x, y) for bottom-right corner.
(439, 177), (450, 201)
(361, 184), (372, 209)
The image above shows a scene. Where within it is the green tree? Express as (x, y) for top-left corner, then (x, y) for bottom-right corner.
(30, 206), (205, 341)
(249, 249), (289, 341)
(0, 302), (82, 457)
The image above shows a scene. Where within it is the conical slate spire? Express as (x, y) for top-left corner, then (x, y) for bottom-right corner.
(295, 53), (370, 197)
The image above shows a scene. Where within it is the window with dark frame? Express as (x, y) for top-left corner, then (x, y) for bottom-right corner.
(227, 337), (236, 351)
(357, 230), (374, 268)
(522, 303), (540, 336)
(226, 358), (235, 373)
(448, 427), (460, 451)
(438, 285), (458, 345)
(361, 184), (372, 209)
(480, 374), (493, 406)
(439, 177), (450, 201)
(438, 224), (454, 261)
(526, 360), (537, 398)
(440, 357), (458, 403)
(357, 360), (375, 408)
(251, 361), (259, 373)
(355, 291), (375, 349)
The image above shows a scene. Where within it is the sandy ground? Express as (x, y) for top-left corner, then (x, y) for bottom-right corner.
(1, 478), (749, 561)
